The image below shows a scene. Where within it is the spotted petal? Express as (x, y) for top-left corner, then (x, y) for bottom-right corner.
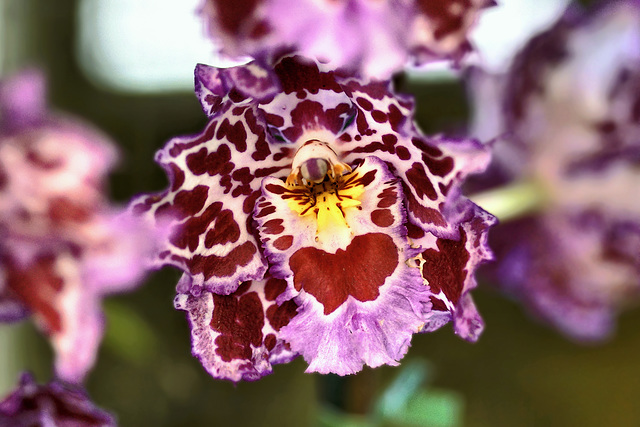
(174, 275), (298, 382)
(416, 205), (495, 341)
(131, 110), (274, 294)
(195, 61), (281, 117)
(255, 156), (430, 374)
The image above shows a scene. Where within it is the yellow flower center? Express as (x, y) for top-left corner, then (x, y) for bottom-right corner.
(284, 141), (366, 247)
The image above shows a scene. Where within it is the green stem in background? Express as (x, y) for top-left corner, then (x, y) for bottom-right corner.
(469, 179), (549, 223)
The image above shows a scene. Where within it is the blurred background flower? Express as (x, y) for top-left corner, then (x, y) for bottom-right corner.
(0, 70), (159, 384)
(198, 0), (494, 79)
(468, 0), (640, 341)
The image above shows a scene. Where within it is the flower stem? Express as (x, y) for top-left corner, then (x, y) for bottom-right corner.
(469, 180), (548, 222)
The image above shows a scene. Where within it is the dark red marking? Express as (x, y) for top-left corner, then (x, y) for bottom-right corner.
(265, 113), (285, 127)
(172, 185), (209, 218)
(243, 190), (262, 215)
(403, 183), (447, 227)
(186, 241), (257, 280)
(406, 162), (438, 201)
(261, 219), (285, 235)
(406, 222), (426, 239)
(273, 235), (294, 250)
(266, 299), (298, 330)
(274, 56), (343, 95)
(396, 145), (411, 160)
(168, 163), (186, 191)
(387, 103), (405, 132)
(169, 201), (240, 251)
(185, 144), (234, 177)
(6, 255), (65, 334)
(423, 154), (454, 177)
(264, 277), (287, 301)
(356, 97), (373, 111)
(211, 289), (264, 362)
(371, 110), (387, 123)
(48, 198), (91, 224)
(289, 233), (398, 314)
(371, 209), (394, 227)
(421, 228), (470, 307)
(264, 334), (276, 351)
(168, 120), (217, 157)
(430, 296), (448, 311)
(417, 0), (472, 40)
(412, 137), (443, 157)
(217, 118), (248, 152)
(265, 183), (286, 195)
(205, 209), (241, 248)
(377, 186), (397, 208)
(282, 100), (352, 142)
(254, 205), (276, 218)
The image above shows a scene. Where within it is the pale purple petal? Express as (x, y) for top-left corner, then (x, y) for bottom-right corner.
(255, 157), (430, 374)
(0, 70), (46, 134)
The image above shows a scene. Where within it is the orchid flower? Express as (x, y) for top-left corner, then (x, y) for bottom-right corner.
(199, 0), (495, 79)
(0, 372), (116, 427)
(132, 54), (495, 381)
(0, 71), (158, 382)
(469, 0), (640, 341)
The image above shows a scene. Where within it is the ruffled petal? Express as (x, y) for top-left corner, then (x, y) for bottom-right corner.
(255, 156), (430, 374)
(0, 372), (116, 427)
(2, 246), (102, 383)
(174, 275), (298, 382)
(130, 103), (282, 295)
(415, 205), (495, 341)
(490, 212), (640, 341)
(195, 61), (280, 117)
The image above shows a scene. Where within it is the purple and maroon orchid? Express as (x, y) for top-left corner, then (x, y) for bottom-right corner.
(0, 372), (116, 427)
(199, 0), (495, 79)
(470, 0), (640, 341)
(0, 71), (158, 383)
(132, 54), (495, 381)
